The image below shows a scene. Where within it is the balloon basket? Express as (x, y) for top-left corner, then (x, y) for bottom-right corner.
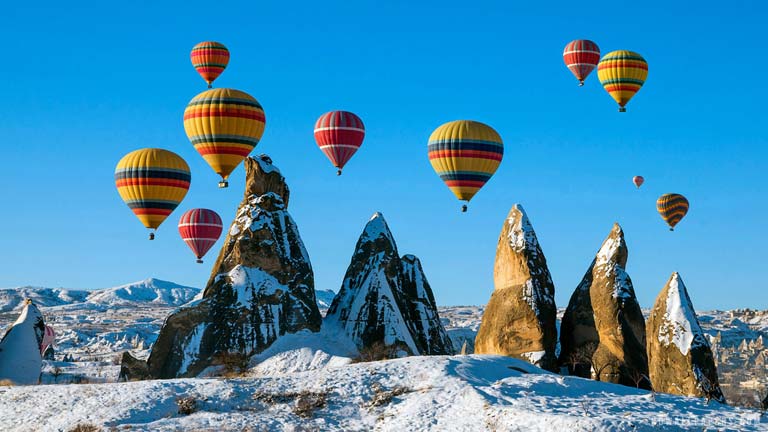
(196, 259), (203, 264)
(218, 180), (229, 188)
(578, 81), (584, 87)
(619, 107), (627, 113)
(149, 232), (155, 240)
(669, 228), (674, 232)
(336, 169), (342, 176)
(461, 204), (467, 213)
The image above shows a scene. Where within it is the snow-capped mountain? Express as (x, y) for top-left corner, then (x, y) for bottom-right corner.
(315, 289), (336, 310)
(0, 287), (89, 312)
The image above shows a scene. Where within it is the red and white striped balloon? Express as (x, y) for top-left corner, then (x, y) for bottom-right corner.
(40, 325), (55, 354)
(563, 39), (601, 86)
(178, 209), (223, 263)
(633, 176), (644, 188)
(314, 110), (365, 175)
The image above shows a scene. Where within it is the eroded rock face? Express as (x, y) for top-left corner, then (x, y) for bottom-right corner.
(0, 301), (45, 385)
(559, 224), (649, 388)
(647, 273), (725, 402)
(144, 155), (322, 378)
(325, 212), (453, 356)
(474, 204), (557, 371)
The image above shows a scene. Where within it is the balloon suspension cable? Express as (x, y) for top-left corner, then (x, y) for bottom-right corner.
(619, 106), (627, 113)
(196, 259), (204, 264)
(218, 180), (229, 188)
(149, 231), (155, 240)
(461, 204), (468, 213)
(337, 169), (342, 176)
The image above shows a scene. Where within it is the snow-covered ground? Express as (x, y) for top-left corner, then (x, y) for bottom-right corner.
(2, 354), (765, 431)
(1, 282), (767, 431)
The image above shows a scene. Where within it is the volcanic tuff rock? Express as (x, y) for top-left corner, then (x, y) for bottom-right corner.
(0, 301), (45, 385)
(325, 212), (453, 356)
(647, 273), (725, 402)
(474, 204), (557, 371)
(559, 223), (649, 388)
(144, 155), (322, 378)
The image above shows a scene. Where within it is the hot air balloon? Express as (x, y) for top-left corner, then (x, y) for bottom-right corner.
(428, 120), (503, 212)
(314, 111), (365, 175)
(115, 148), (191, 239)
(183, 88), (266, 187)
(190, 41), (230, 88)
(657, 193), (689, 231)
(633, 176), (644, 188)
(597, 50), (648, 112)
(178, 209), (223, 263)
(563, 39), (600, 86)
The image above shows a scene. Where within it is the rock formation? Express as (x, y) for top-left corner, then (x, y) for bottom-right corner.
(474, 204), (557, 371)
(559, 223), (649, 388)
(325, 212), (453, 356)
(0, 300), (45, 385)
(647, 272), (725, 402)
(144, 155), (323, 378)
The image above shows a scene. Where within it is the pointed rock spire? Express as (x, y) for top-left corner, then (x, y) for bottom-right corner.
(647, 272), (725, 403)
(325, 212), (452, 356)
(559, 223), (649, 387)
(0, 301), (45, 385)
(474, 204), (557, 371)
(144, 156), (322, 378)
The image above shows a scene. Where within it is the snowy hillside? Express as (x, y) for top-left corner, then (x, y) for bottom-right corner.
(1, 354), (764, 431)
(0, 287), (88, 312)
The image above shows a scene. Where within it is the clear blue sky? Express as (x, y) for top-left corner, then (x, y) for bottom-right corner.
(1, 1), (765, 310)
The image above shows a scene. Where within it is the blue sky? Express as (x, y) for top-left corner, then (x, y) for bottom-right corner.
(1, 1), (765, 310)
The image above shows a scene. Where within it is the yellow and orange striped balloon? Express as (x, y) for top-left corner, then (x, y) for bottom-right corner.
(115, 148), (191, 239)
(656, 193), (689, 231)
(597, 50), (648, 112)
(428, 120), (503, 211)
(183, 88), (266, 187)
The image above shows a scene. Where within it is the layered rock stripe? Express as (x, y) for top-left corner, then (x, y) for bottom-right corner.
(183, 88), (266, 181)
(114, 148), (191, 229)
(597, 50), (648, 109)
(428, 120), (503, 202)
(190, 41), (230, 87)
(314, 110), (365, 171)
(563, 39), (600, 84)
(656, 193), (689, 230)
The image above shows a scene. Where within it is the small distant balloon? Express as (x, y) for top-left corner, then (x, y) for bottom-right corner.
(314, 111), (365, 175)
(563, 39), (600, 86)
(178, 209), (223, 263)
(115, 149), (191, 239)
(657, 193), (689, 231)
(633, 176), (644, 188)
(190, 41), (230, 88)
(597, 50), (648, 112)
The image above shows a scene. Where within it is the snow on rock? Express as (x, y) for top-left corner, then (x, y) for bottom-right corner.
(325, 212), (453, 356)
(475, 204), (558, 371)
(143, 155), (322, 379)
(314, 289), (336, 311)
(0, 355), (764, 431)
(559, 223), (649, 388)
(647, 272), (725, 402)
(0, 301), (45, 384)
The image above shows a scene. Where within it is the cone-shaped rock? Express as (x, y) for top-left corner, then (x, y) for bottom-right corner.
(559, 223), (649, 388)
(144, 155), (322, 378)
(647, 273), (725, 402)
(474, 204), (557, 371)
(0, 301), (45, 385)
(325, 212), (452, 355)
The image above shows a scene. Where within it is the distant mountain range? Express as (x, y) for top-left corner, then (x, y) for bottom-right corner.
(0, 279), (339, 313)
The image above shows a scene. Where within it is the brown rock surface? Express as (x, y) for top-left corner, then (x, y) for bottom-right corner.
(559, 223), (649, 388)
(142, 155), (322, 378)
(647, 272), (725, 402)
(474, 204), (557, 371)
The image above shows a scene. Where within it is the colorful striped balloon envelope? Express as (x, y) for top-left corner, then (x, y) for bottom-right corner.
(115, 148), (191, 239)
(657, 193), (689, 231)
(178, 208), (223, 263)
(190, 41), (230, 88)
(183, 88), (266, 187)
(563, 39), (600, 86)
(597, 50), (648, 112)
(314, 110), (365, 175)
(428, 120), (504, 212)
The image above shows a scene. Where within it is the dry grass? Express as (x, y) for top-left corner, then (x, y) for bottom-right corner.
(253, 390), (328, 418)
(67, 424), (100, 432)
(211, 351), (250, 377)
(176, 396), (198, 415)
